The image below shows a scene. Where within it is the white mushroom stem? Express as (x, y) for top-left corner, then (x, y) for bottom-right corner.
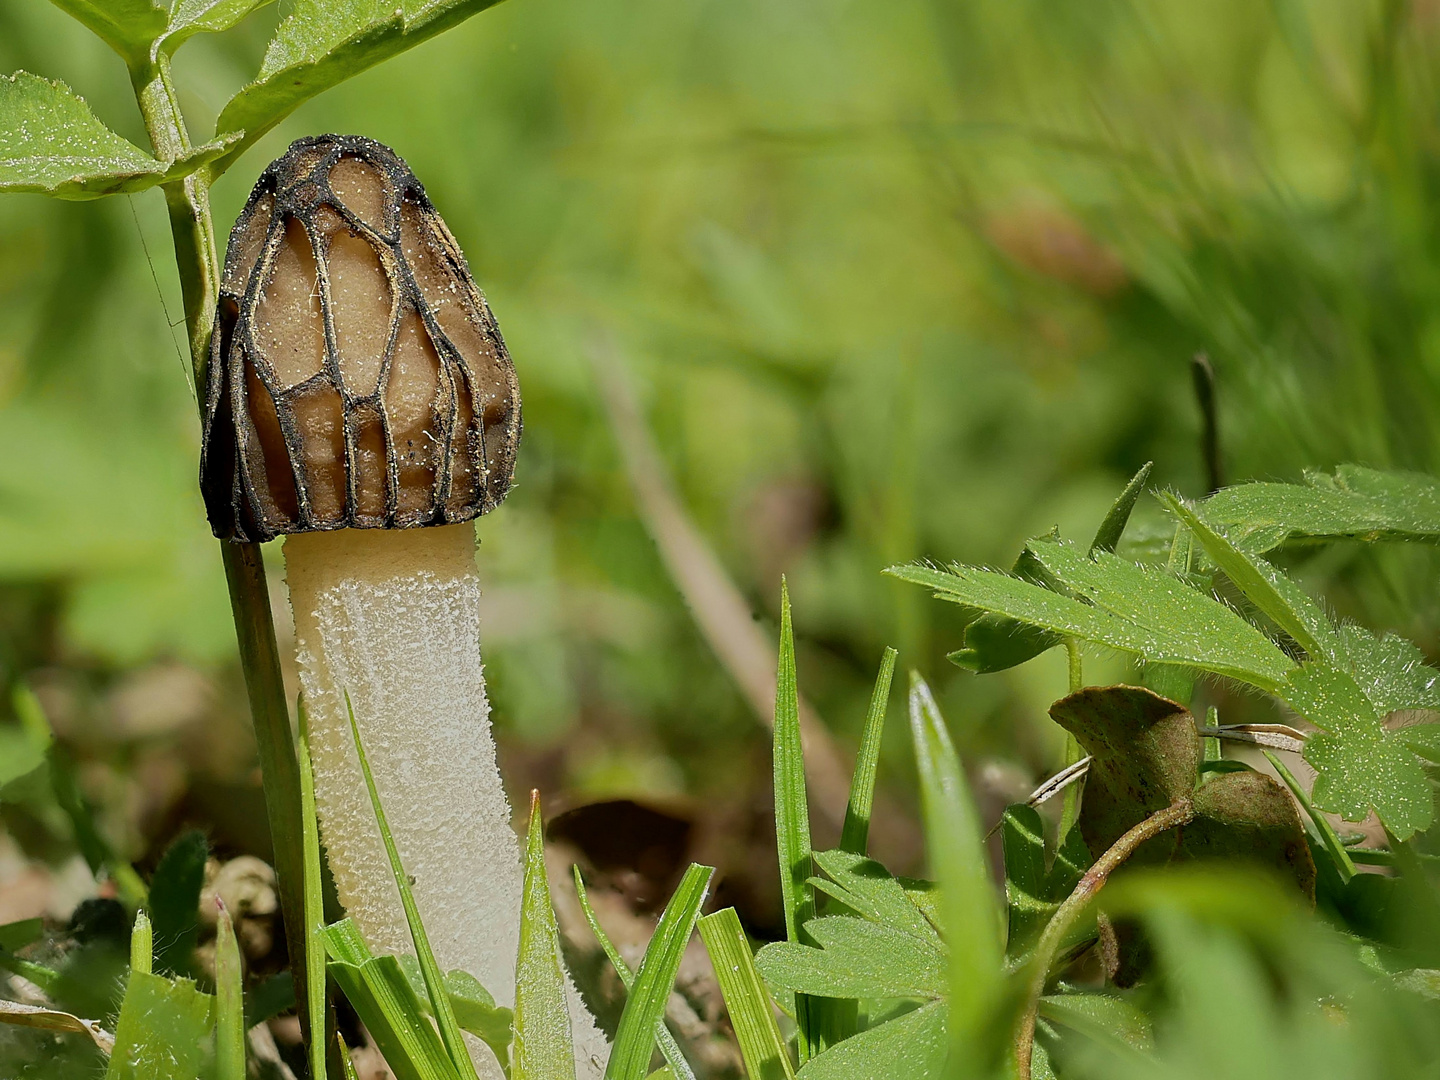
(284, 522), (608, 1078)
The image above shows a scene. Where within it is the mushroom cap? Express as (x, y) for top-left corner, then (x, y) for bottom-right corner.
(200, 134), (521, 542)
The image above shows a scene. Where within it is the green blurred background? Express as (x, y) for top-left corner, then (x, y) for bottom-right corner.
(3, 0), (1440, 923)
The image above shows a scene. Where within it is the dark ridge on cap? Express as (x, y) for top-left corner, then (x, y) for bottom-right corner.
(200, 134), (521, 542)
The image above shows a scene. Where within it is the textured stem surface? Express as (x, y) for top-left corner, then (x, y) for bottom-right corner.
(284, 523), (608, 1077)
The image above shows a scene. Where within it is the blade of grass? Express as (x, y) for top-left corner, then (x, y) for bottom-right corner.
(771, 579), (818, 1060)
(215, 900), (245, 1080)
(345, 694), (479, 1080)
(908, 673), (1004, 1074)
(1263, 750), (1355, 883)
(130, 910), (152, 976)
(573, 868), (698, 1080)
(297, 697), (333, 1080)
(338, 1032), (361, 1080)
(840, 646), (898, 856)
(322, 919), (461, 1080)
(515, 790), (576, 1080)
(605, 863), (714, 1080)
(696, 908), (797, 1080)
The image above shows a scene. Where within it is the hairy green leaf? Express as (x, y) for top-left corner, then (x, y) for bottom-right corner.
(947, 463), (1152, 674)
(890, 540), (1296, 690)
(1202, 466), (1440, 553)
(1283, 663), (1434, 839)
(515, 793), (575, 1080)
(162, 0), (276, 54)
(105, 972), (214, 1080)
(0, 73), (236, 199)
(793, 1000), (946, 1080)
(47, 0), (168, 64)
(756, 916), (946, 999)
(810, 850), (940, 947)
(215, 0), (506, 171)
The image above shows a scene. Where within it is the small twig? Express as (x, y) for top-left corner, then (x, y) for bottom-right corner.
(1027, 755), (1092, 808)
(1199, 723), (1308, 755)
(1014, 798), (1195, 1080)
(1191, 353), (1222, 495)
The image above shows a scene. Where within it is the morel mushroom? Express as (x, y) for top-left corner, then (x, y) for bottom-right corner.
(201, 135), (607, 1078)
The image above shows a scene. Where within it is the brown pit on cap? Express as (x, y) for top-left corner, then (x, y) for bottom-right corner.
(200, 135), (521, 542)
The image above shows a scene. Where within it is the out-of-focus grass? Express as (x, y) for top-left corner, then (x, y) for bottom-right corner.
(0, 0), (1436, 874)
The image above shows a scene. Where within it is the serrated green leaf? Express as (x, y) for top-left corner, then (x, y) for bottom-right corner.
(396, 956), (514, 1072)
(1283, 662), (1434, 839)
(1203, 466), (1440, 553)
(214, 0), (505, 171)
(1338, 627), (1440, 714)
(515, 792), (575, 1080)
(809, 851), (939, 947)
(946, 464), (1151, 674)
(793, 1000), (947, 1080)
(1162, 493), (1336, 659)
(755, 916), (946, 999)
(47, 0), (168, 64)
(697, 908), (796, 1080)
(105, 972), (214, 1080)
(1037, 992), (1151, 1051)
(1030, 539), (1297, 689)
(161, 0), (276, 54)
(1398, 723), (1440, 762)
(322, 920), (462, 1080)
(890, 541), (1296, 690)
(607, 863), (714, 1080)
(0, 73), (239, 199)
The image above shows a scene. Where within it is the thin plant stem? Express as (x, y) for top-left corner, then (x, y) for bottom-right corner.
(1014, 798), (1195, 1080)
(1059, 639), (1084, 840)
(128, 56), (318, 1067)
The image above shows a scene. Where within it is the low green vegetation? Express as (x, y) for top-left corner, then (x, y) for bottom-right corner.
(1, 0), (1439, 1077)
